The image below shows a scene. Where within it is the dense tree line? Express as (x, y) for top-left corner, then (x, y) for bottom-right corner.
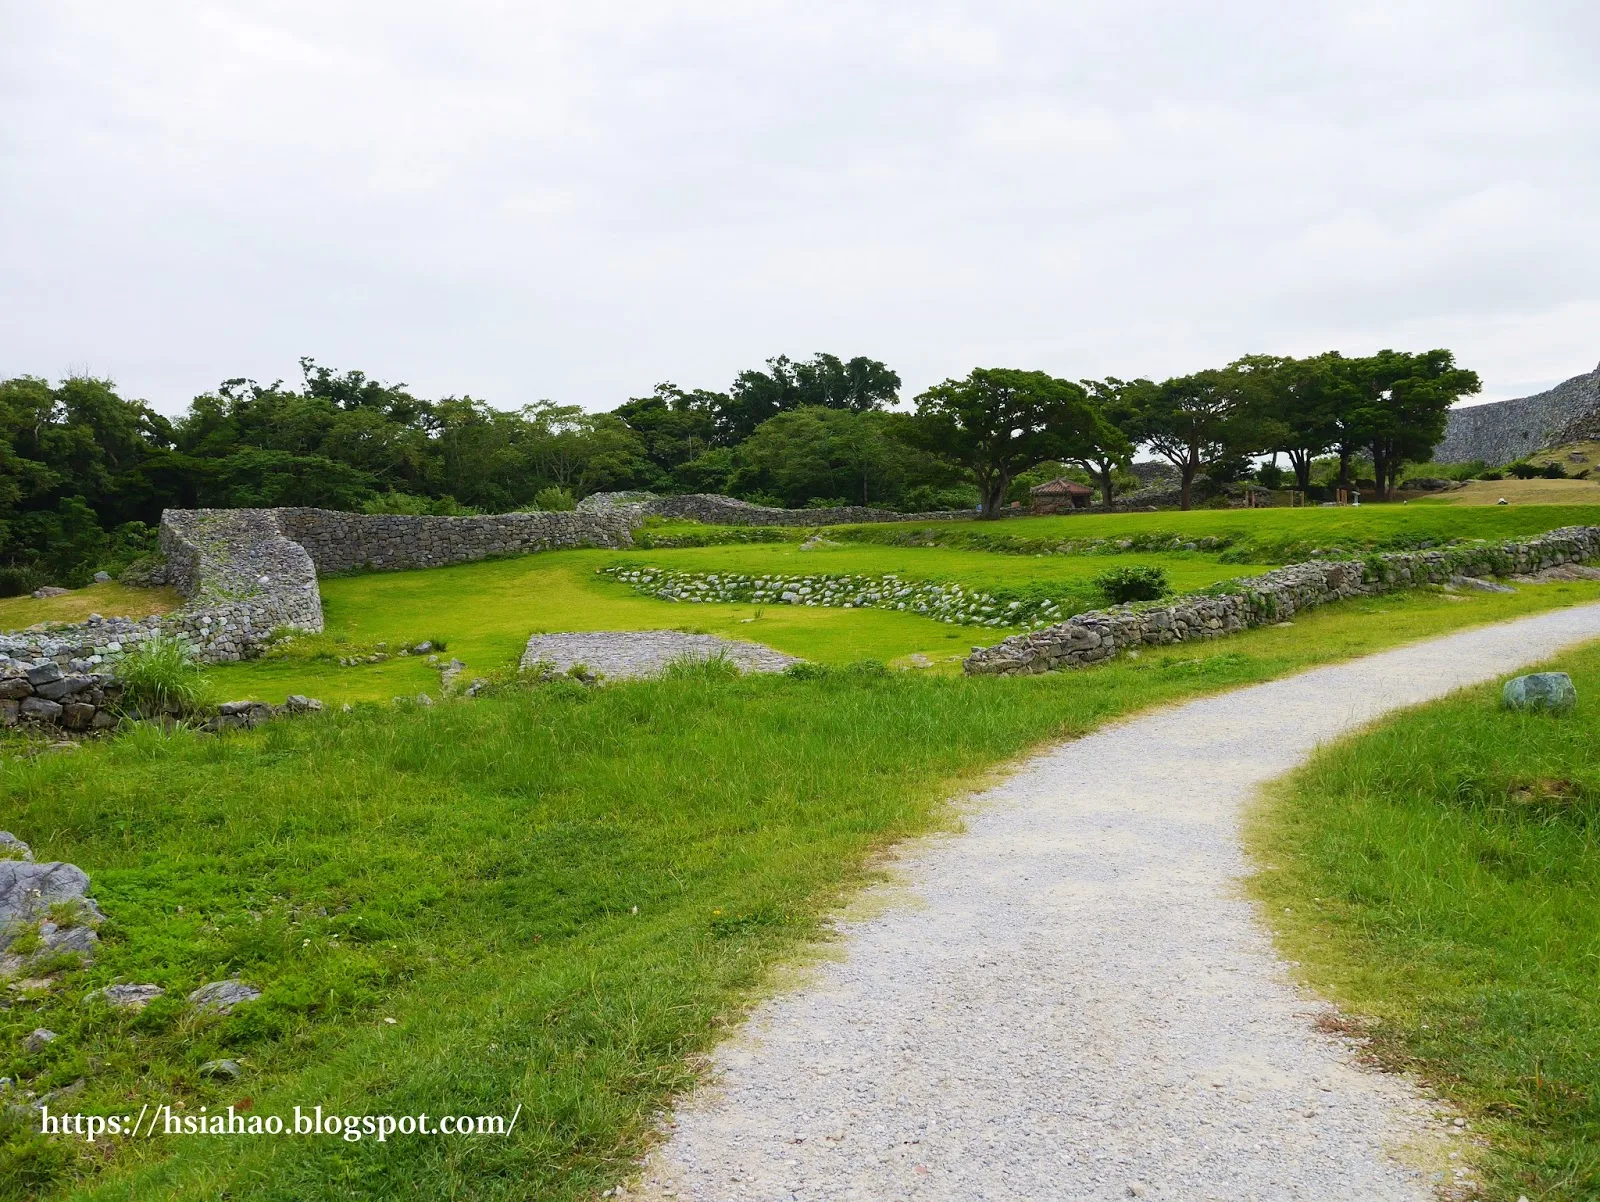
(0, 348), (1478, 585)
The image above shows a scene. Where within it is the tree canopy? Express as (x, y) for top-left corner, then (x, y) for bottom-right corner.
(0, 344), (1480, 584)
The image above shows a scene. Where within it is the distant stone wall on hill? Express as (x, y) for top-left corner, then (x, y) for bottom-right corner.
(579, 491), (976, 525)
(1434, 363), (1600, 466)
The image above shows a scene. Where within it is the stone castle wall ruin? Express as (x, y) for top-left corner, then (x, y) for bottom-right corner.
(1434, 362), (1600, 466)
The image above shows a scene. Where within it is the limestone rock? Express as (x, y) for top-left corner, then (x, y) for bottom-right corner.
(1502, 672), (1577, 713)
(93, 571), (112, 583)
(188, 979), (261, 1014)
(19, 697), (63, 722)
(1, 859), (105, 947)
(84, 983), (165, 1010)
(0, 833), (32, 862)
(22, 1029), (56, 1055)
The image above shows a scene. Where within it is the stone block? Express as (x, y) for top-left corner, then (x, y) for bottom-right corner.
(19, 696), (63, 721)
(60, 702), (96, 730)
(1502, 672), (1577, 714)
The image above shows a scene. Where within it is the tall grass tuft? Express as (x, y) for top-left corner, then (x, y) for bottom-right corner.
(660, 650), (741, 681)
(112, 633), (211, 717)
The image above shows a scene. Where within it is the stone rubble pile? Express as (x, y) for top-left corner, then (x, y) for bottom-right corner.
(605, 566), (1064, 628)
(580, 491), (976, 526)
(965, 525), (1600, 676)
(0, 657), (123, 731)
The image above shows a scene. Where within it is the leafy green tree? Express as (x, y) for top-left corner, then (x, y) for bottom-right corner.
(732, 407), (934, 508)
(1133, 369), (1260, 511)
(913, 369), (1100, 519)
(1074, 379), (1140, 507)
(612, 384), (720, 486)
(718, 353), (901, 442)
(1342, 350), (1480, 497)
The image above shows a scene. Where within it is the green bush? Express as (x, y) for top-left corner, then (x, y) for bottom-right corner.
(1508, 462), (1542, 479)
(0, 567), (40, 598)
(1093, 565), (1171, 605)
(531, 487), (576, 512)
(112, 635), (211, 717)
(1254, 462), (1287, 489)
(1479, 469), (1505, 481)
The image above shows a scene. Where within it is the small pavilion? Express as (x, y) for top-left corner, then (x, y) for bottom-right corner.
(1030, 478), (1094, 513)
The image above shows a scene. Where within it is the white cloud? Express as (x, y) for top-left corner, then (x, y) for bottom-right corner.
(1, 0), (1595, 412)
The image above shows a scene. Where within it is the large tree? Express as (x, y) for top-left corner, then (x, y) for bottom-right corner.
(1074, 378), (1140, 507)
(732, 407), (938, 508)
(1133, 368), (1259, 510)
(913, 368), (1099, 519)
(1341, 350), (1480, 497)
(718, 353), (901, 442)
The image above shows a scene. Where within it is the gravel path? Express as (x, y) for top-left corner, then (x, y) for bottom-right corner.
(634, 603), (1600, 1201)
(519, 630), (799, 679)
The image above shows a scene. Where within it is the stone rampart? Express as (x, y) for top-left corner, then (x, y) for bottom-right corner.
(1434, 363), (1600, 466)
(964, 526), (1600, 676)
(274, 507), (638, 572)
(580, 492), (975, 526)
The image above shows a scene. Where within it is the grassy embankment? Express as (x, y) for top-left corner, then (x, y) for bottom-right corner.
(3, 577), (1600, 1202)
(1250, 645), (1600, 1202)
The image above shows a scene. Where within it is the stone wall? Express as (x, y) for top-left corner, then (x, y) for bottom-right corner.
(964, 526), (1600, 676)
(580, 491), (976, 526)
(275, 507), (638, 572)
(1433, 363), (1600, 466)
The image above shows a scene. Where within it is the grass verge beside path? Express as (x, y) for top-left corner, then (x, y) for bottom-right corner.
(1248, 644), (1600, 1202)
(4, 582), (1600, 1200)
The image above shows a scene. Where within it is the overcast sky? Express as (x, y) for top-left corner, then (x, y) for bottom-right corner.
(3, 1), (1596, 417)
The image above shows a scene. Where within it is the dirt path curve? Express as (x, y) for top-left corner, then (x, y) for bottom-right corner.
(637, 604), (1600, 1202)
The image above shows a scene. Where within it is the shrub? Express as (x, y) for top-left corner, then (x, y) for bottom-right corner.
(112, 634), (211, 717)
(1541, 461), (1567, 479)
(532, 487), (576, 512)
(1507, 462), (1541, 479)
(1093, 565), (1171, 605)
(1254, 462), (1286, 490)
(361, 491), (481, 516)
(1479, 469), (1505, 481)
(0, 566), (41, 598)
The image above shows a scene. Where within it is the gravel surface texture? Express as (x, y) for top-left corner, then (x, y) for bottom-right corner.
(633, 603), (1600, 1201)
(519, 630), (799, 680)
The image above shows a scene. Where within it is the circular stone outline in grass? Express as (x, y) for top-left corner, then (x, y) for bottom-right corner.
(518, 630), (800, 680)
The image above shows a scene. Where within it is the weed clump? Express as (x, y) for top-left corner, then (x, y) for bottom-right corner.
(113, 634), (210, 717)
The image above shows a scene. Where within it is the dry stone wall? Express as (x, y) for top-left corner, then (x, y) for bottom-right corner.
(275, 507), (639, 572)
(1433, 362), (1600, 466)
(964, 526), (1600, 676)
(2, 506), (640, 670)
(580, 491), (975, 526)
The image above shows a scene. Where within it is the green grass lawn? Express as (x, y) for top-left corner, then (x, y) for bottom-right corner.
(207, 544), (1272, 704)
(0, 584), (180, 631)
(835, 502), (1600, 562)
(203, 499), (1600, 707)
(4, 579), (1600, 1202)
(1249, 644), (1600, 1202)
